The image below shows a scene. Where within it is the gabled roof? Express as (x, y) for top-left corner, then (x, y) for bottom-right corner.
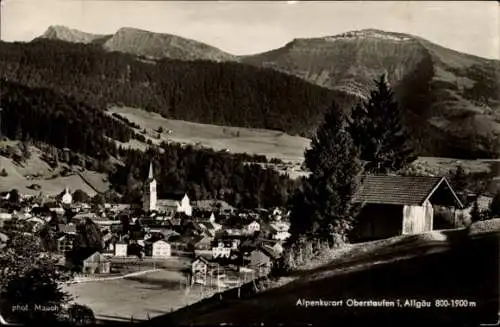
(153, 239), (169, 245)
(58, 224), (77, 234)
(162, 193), (187, 201)
(192, 256), (209, 265)
(157, 199), (179, 207)
(204, 221), (222, 230)
(83, 251), (110, 263)
(353, 175), (464, 208)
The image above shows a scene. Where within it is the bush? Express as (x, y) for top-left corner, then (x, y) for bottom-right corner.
(0, 168), (7, 177)
(67, 304), (96, 326)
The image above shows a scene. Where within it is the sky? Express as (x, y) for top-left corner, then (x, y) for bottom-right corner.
(1, 0), (499, 59)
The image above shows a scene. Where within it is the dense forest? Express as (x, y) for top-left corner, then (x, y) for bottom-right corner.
(0, 80), (296, 208)
(0, 80), (130, 159)
(0, 40), (354, 137)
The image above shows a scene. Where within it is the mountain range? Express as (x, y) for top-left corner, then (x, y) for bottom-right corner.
(9, 25), (500, 159)
(39, 25), (238, 62)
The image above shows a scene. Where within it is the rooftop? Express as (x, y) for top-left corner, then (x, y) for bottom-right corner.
(353, 175), (463, 207)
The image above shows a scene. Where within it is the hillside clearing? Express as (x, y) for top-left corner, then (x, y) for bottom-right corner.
(0, 143), (109, 196)
(108, 106), (499, 181)
(108, 106), (309, 164)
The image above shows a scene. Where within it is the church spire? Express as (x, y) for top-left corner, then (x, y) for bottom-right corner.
(148, 161), (154, 180)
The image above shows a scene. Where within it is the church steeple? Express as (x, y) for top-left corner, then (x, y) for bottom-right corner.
(148, 161), (154, 180)
(143, 161), (157, 212)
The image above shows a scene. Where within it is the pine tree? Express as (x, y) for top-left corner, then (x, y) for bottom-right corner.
(349, 74), (416, 174)
(449, 165), (468, 202)
(488, 190), (500, 219)
(290, 103), (363, 244)
(470, 199), (484, 223)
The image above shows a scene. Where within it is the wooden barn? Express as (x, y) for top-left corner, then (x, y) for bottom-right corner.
(351, 175), (464, 242)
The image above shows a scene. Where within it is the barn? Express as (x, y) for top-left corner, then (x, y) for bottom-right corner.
(351, 175), (464, 242)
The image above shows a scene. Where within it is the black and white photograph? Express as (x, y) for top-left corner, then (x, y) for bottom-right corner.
(0, 0), (499, 326)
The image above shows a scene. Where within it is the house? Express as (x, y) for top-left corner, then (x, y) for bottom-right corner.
(272, 231), (291, 241)
(200, 218), (222, 234)
(192, 200), (235, 215)
(157, 193), (193, 217)
(46, 202), (65, 215)
(183, 220), (205, 235)
(272, 242), (284, 255)
(212, 241), (231, 259)
(192, 235), (213, 250)
(246, 220), (260, 234)
(101, 233), (115, 252)
(57, 223), (77, 235)
(0, 214), (11, 229)
(151, 240), (171, 258)
(57, 235), (74, 254)
(82, 252), (111, 274)
(61, 187), (73, 205)
(351, 175), (464, 242)
(246, 245), (280, 276)
(268, 221), (291, 241)
(114, 241), (128, 257)
(191, 256), (209, 285)
(0, 232), (9, 249)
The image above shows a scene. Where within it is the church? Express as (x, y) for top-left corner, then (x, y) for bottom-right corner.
(143, 162), (192, 216)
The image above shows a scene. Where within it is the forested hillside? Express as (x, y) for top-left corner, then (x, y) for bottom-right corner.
(0, 40), (352, 138)
(0, 80), (295, 208)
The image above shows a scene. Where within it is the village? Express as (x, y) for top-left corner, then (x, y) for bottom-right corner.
(0, 155), (498, 323)
(0, 162), (291, 293)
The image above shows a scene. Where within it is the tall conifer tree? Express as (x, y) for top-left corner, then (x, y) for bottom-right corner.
(349, 74), (416, 174)
(290, 103), (363, 244)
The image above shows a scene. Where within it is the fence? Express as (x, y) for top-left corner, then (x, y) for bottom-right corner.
(68, 268), (162, 284)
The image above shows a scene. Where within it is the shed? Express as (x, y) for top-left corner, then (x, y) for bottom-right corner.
(246, 245), (280, 275)
(82, 252), (111, 274)
(352, 175), (464, 242)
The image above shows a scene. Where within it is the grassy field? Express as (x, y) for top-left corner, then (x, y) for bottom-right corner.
(64, 255), (255, 323)
(108, 106), (499, 181)
(108, 106), (309, 164)
(64, 269), (197, 322)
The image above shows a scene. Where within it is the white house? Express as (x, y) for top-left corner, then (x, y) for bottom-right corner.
(114, 242), (128, 257)
(0, 213), (12, 228)
(61, 187), (72, 205)
(152, 240), (171, 258)
(178, 194), (192, 216)
(272, 231), (291, 241)
(272, 242), (284, 255)
(212, 242), (231, 259)
(57, 235), (74, 254)
(247, 220), (260, 233)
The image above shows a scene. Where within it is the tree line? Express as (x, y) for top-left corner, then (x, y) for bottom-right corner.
(0, 39), (353, 138)
(111, 143), (297, 209)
